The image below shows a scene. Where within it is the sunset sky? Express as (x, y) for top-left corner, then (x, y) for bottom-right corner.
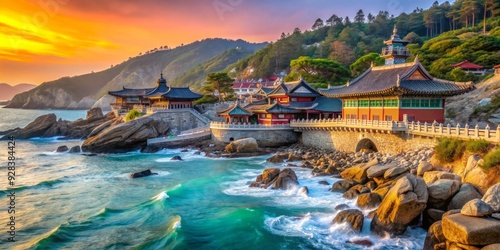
(1, 0), (439, 85)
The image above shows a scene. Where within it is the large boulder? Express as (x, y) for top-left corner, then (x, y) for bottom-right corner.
(1, 114), (56, 139)
(461, 199), (493, 217)
(249, 168), (298, 190)
(340, 158), (378, 184)
(465, 168), (492, 195)
(273, 168), (299, 190)
(370, 175), (428, 236)
(225, 138), (260, 153)
(423, 221), (446, 250)
(442, 214), (500, 246)
(482, 183), (500, 212)
(81, 116), (169, 153)
(383, 167), (408, 179)
(356, 192), (381, 209)
(56, 145), (69, 152)
(68, 145), (81, 153)
(367, 163), (394, 179)
(332, 209), (364, 234)
(417, 161), (433, 176)
(448, 183), (483, 210)
(130, 169), (158, 178)
(331, 180), (357, 193)
(423, 171), (461, 185)
(427, 179), (461, 209)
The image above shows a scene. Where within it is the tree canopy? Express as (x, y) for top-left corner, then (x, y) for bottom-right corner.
(285, 56), (350, 88)
(201, 72), (235, 102)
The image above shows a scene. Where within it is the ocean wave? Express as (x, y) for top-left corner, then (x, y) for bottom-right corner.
(0, 179), (65, 195)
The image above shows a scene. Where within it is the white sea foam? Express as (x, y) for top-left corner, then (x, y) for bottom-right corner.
(154, 191), (169, 201)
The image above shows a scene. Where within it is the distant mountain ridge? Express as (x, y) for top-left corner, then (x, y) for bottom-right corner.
(6, 38), (266, 109)
(0, 83), (36, 101)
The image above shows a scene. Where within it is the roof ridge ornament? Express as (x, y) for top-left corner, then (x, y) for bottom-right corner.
(414, 54), (419, 64)
(346, 80), (350, 87)
(370, 61), (374, 68)
(393, 24), (397, 35)
(396, 74), (401, 87)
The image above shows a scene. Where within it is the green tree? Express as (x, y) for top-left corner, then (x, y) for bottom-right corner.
(355, 9), (365, 25)
(350, 53), (385, 77)
(312, 18), (324, 30)
(202, 72), (235, 102)
(286, 56), (350, 86)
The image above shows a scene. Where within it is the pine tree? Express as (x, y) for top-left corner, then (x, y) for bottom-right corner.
(355, 9), (365, 25)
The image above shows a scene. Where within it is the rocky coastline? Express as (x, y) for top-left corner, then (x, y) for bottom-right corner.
(248, 143), (500, 249)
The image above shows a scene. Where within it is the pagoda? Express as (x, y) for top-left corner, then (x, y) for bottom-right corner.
(320, 28), (475, 123)
(108, 73), (202, 114)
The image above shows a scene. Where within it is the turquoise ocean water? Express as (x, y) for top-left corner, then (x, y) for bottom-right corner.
(0, 107), (426, 249)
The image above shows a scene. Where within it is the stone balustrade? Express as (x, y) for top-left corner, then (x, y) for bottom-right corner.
(290, 119), (500, 142)
(210, 122), (292, 130)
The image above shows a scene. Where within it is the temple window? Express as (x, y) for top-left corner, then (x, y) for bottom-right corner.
(359, 100), (369, 107)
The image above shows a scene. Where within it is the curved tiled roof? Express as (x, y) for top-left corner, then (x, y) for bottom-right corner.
(218, 102), (252, 116)
(320, 61), (474, 98)
(108, 87), (155, 97)
(162, 87), (203, 100)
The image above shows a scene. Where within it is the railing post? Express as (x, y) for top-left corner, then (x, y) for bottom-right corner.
(497, 125), (500, 142)
(439, 123), (443, 134)
(424, 122), (428, 132)
(456, 123), (460, 136)
(447, 123), (451, 135)
(474, 124), (479, 138)
(485, 125), (490, 138)
(465, 124), (469, 136)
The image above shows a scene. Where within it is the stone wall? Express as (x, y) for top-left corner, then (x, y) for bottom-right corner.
(147, 110), (207, 134)
(211, 128), (299, 147)
(301, 130), (438, 154)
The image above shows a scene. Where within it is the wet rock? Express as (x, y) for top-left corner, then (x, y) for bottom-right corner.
(335, 204), (350, 211)
(56, 145), (69, 152)
(225, 138), (260, 153)
(482, 183), (500, 212)
(82, 116), (169, 153)
(442, 214), (500, 246)
(266, 153), (289, 163)
(2, 114), (56, 139)
(340, 158), (378, 184)
(332, 209), (364, 234)
(180, 149), (189, 152)
(318, 180), (330, 186)
(347, 239), (374, 247)
(448, 183), (482, 210)
(461, 199), (493, 217)
(272, 168), (299, 190)
(365, 180), (377, 190)
(287, 153), (303, 161)
(331, 180), (357, 193)
(171, 155), (183, 161)
(370, 175), (428, 236)
(356, 193), (381, 209)
(68, 146), (81, 153)
(298, 186), (309, 196)
(342, 189), (359, 200)
(130, 169), (158, 178)
(424, 221), (446, 250)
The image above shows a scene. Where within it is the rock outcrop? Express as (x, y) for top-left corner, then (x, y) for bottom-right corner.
(482, 183), (500, 212)
(442, 214), (500, 246)
(82, 116), (169, 153)
(225, 138), (260, 153)
(249, 168), (298, 190)
(332, 209), (364, 234)
(370, 175), (428, 236)
(1, 108), (117, 140)
(130, 169), (158, 178)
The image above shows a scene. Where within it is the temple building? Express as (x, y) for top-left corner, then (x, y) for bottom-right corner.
(452, 60), (486, 75)
(108, 73), (202, 114)
(320, 27), (475, 123)
(220, 79), (342, 124)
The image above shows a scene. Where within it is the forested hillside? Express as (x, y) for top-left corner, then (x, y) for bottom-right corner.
(227, 0), (500, 85)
